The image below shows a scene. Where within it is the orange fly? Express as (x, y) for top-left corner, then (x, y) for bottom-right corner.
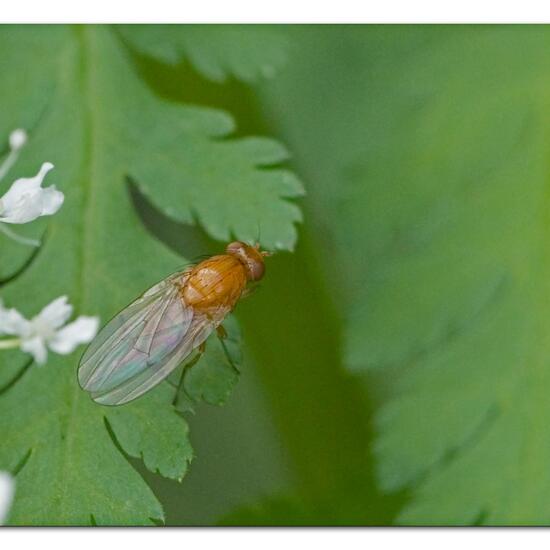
(78, 241), (269, 406)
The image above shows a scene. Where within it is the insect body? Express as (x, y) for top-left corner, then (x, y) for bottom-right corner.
(78, 241), (268, 406)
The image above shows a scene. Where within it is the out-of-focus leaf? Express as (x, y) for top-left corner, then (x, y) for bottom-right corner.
(0, 25), (301, 525)
(219, 494), (314, 526)
(118, 25), (288, 82)
(260, 26), (550, 524)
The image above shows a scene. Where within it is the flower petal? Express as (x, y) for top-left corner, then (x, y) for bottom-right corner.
(0, 190), (43, 224)
(20, 335), (48, 364)
(0, 162), (63, 224)
(35, 295), (73, 329)
(39, 185), (64, 216)
(0, 163), (53, 210)
(0, 299), (30, 336)
(0, 472), (15, 525)
(49, 316), (99, 355)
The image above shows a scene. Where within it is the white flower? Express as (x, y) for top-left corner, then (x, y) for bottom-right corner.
(0, 296), (99, 365)
(0, 162), (63, 224)
(0, 129), (64, 246)
(0, 472), (14, 525)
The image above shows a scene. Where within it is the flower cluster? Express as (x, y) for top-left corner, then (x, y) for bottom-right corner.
(0, 128), (99, 364)
(0, 129), (100, 523)
(0, 296), (99, 364)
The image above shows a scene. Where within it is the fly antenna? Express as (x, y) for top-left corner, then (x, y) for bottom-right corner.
(255, 222), (262, 249)
(252, 222), (272, 256)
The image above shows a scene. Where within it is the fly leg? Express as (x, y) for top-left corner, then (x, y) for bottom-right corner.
(216, 324), (240, 375)
(172, 342), (206, 407)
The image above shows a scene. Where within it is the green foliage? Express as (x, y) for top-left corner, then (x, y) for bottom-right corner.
(261, 26), (550, 524)
(117, 26), (303, 251)
(0, 220), (45, 281)
(0, 25), (300, 525)
(118, 25), (288, 82)
(219, 494), (315, 526)
(6, 23), (547, 528)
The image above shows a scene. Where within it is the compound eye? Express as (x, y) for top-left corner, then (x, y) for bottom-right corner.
(247, 258), (265, 281)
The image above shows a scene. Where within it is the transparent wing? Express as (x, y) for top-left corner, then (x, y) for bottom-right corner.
(78, 273), (195, 405)
(91, 308), (228, 406)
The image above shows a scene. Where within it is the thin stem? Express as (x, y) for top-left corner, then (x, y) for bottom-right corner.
(0, 224), (40, 247)
(0, 337), (21, 350)
(0, 149), (19, 183)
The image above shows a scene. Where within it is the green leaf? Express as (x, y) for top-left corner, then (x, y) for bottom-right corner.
(0, 219), (45, 282)
(118, 25), (289, 82)
(347, 28), (550, 525)
(259, 26), (550, 524)
(106, 388), (194, 482)
(132, 134), (303, 251)
(0, 24), (301, 524)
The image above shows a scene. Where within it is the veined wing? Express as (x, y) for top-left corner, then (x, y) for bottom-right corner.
(78, 273), (194, 405)
(90, 308), (228, 406)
